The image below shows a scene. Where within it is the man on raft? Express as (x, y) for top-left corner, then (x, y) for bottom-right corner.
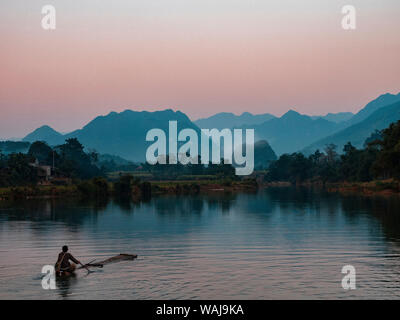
(55, 245), (82, 276)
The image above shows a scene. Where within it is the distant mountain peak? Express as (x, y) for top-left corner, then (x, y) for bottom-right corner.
(27, 125), (61, 136)
(37, 125), (57, 131)
(281, 109), (302, 119)
(254, 140), (272, 147)
(23, 125), (63, 145)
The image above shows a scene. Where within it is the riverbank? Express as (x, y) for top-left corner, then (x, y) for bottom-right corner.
(0, 178), (258, 201)
(263, 179), (400, 197)
(325, 179), (400, 196)
(0, 185), (79, 201)
(151, 179), (258, 195)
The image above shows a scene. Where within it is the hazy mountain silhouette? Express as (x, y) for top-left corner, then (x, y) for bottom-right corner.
(344, 92), (400, 126)
(64, 109), (200, 162)
(253, 140), (277, 169)
(23, 110), (200, 162)
(311, 112), (354, 123)
(98, 153), (135, 166)
(195, 112), (275, 130)
(244, 110), (339, 155)
(23, 110), (276, 163)
(303, 99), (400, 154)
(22, 92), (400, 161)
(244, 93), (400, 155)
(23, 125), (64, 145)
(230, 139), (277, 170)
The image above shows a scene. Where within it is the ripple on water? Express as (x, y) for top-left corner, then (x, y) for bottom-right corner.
(1, 189), (400, 299)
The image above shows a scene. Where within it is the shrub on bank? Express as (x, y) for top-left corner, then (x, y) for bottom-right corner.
(77, 177), (110, 198)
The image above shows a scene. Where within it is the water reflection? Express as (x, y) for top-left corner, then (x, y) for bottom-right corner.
(55, 274), (78, 299)
(1, 188), (400, 243)
(2, 187), (400, 299)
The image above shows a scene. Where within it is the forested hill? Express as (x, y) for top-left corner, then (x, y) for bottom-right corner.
(303, 99), (400, 155)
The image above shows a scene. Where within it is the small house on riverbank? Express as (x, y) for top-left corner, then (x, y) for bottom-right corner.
(29, 159), (52, 183)
(29, 159), (72, 185)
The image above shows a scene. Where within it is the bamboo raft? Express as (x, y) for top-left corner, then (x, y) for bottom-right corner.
(78, 253), (138, 269)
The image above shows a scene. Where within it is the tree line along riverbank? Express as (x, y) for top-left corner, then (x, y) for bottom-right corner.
(0, 176), (259, 201)
(263, 179), (400, 197)
(264, 120), (400, 195)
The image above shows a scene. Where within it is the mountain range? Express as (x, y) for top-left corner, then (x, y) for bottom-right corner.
(303, 98), (400, 154)
(195, 112), (275, 130)
(243, 92), (400, 155)
(20, 91), (400, 162)
(344, 92), (400, 126)
(311, 112), (354, 123)
(24, 110), (199, 162)
(246, 110), (340, 155)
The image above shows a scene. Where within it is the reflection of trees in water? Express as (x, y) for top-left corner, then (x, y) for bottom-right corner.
(0, 197), (109, 230)
(266, 187), (400, 246)
(2, 189), (400, 245)
(204, 193), (237, 213)
(151, 193), (239, 216)
(112, 197), (148, 214)
(235, 191), (275, 215)
(263, 186), (342, 216)
(340, 194), (400, 243)
(113, 197), (135, 212)
(339, 194), (400, 279)
(153, 195), (206, 216)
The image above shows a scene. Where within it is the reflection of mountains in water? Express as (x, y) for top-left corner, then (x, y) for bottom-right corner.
(2, 189), (400, 244)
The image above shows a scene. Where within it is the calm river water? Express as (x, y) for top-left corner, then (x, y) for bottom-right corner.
(1, 187), (400, 299)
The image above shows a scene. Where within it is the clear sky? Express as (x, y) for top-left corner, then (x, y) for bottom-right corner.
(1, 0), (399, 138)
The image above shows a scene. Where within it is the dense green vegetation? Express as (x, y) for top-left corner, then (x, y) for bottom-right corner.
(266, 120), (400, 184)
(0, 152), (37, 186)
(4, 118), (400, 197)
(141, 156), (236, 180)
(0, 138), (102, 187)
(77, 177), (110, 198)
(0, 137), (240, 201)
(52, 138), (101, 179)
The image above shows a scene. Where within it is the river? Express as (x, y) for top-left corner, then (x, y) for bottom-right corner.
(1, 187), (400, 299)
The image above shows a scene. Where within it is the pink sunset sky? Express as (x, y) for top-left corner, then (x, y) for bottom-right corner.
(0, 0), (399, 138)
